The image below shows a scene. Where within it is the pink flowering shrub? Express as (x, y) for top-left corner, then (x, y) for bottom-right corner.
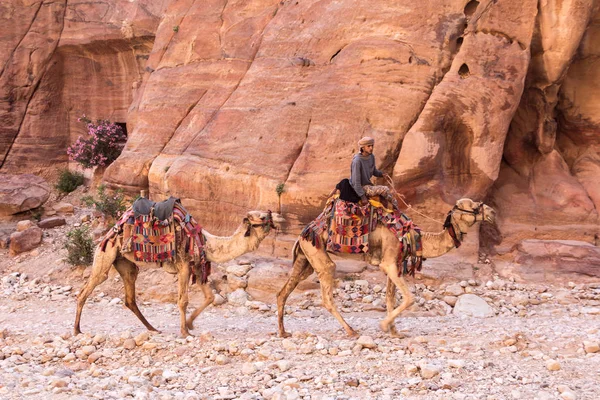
(67, 115), (126, 168)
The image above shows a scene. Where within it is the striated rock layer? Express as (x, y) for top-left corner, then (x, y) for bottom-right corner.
(1, 0), (598, 257)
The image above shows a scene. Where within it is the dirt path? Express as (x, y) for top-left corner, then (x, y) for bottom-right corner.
(1, 277), (600, 400)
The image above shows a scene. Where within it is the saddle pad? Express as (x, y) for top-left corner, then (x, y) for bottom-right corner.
(326, 199), (373, 254)
(132, 215), (176, 262)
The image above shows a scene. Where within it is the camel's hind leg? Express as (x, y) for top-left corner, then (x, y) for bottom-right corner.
(384, 277), (406, 338)
(186, 283), (214, 331)
(176, 262), (192, 337)
(113, 258), (159, 332)
(380, 265), (414, 335)
(74, 246), (115, 335)
(276, 245), (314, 337)
(300, 240), (357, 337)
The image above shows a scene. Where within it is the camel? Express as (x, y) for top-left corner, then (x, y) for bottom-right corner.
(276, 198), (495, 338)
(74, 210), (284, 337)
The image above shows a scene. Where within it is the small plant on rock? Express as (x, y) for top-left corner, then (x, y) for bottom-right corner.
(29, 207), (44, 222)
(55, 169), (85, 194)
(82, 184), (127, 219)
(276, 183), (285, 213)
(65, 226), (94, 266)
(67, 115), (126, 168)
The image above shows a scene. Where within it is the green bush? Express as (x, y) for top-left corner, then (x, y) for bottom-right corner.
(65, 226), (94, 266)
(82, 184), (127, 219)
(55, 169), (85, 194)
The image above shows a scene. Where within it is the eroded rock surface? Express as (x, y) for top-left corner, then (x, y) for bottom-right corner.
(0, 174), (49, 216)
(0, 0), (598, 266)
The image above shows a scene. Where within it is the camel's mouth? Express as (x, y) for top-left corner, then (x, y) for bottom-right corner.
(483, 207), (496, 224)
(247, 211), (286, 230)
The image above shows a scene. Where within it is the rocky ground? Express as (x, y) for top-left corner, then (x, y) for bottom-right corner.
(1, 202), (599, 400)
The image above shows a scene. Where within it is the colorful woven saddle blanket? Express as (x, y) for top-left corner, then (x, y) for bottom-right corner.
(300, 191), (423, 276)
(326, 198), (376, 254)
(101, 200), (211, 284)
(132, 214), (175, 262)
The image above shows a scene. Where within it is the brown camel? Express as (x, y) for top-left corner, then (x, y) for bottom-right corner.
(74, 210), (284, 337)
(277, 198), (495, 338)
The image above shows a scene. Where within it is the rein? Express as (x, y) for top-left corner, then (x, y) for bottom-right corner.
(384, 175), (444, 225)
(383, 175), (485, 248)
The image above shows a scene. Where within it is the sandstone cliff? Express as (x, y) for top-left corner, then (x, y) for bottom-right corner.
(1, 0), (598, 253)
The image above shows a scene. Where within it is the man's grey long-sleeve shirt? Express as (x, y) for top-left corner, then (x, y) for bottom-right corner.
(349, 153), (383, 198)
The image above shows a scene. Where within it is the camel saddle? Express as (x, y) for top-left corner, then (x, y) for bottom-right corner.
(132, 196), (180, 221)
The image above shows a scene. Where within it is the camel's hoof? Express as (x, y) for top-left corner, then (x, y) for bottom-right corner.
(370, 258), (381, 266)
(389, 326), (406, 339)
(279, 331), (292, 338)
(180, 331), (193, 338)
(74, 329), (82, 336)
(186, 321), (194, 331)
(379, 320), (390, 333)
(347, 330), (359, 338)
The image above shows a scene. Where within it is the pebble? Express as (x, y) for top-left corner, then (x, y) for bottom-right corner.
(546, 359), (561, 371)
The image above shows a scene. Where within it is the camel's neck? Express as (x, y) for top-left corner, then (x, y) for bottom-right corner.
(421, 228), (459, 258)
(203, 227), (263, 263)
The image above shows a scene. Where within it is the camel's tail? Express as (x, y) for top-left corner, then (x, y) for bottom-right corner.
(292, 239), (301, 264)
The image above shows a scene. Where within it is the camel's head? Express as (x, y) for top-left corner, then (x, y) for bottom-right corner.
(243, 210), (285, 238)
(450, 198), (496, 227)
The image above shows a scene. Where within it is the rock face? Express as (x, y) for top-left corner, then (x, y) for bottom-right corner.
(0, 0), (166, 176)
(491, 1), (600, 247)
(510, 240), (600, 282)
(0, 174), (50, 216)
(0, 0), (598, 262)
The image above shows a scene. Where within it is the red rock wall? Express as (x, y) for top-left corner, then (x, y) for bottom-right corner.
(1, 0), (598, 250)
(0, 0), (166, 177)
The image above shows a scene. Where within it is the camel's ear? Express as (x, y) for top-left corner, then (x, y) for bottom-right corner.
(243, 217), (252, 237)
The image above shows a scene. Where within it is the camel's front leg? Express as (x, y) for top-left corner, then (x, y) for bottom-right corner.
(114, 259), (159, 332)
(380, 265), (414, 335)
(177, 263), (192, 337)
(74, 247), (115, 335)
(186, 283), (214, 331)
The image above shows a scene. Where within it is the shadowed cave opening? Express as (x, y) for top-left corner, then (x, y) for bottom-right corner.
(464, 0), (480, 17)
(115, 122), (128, 150)
(458, 63), (470, 78)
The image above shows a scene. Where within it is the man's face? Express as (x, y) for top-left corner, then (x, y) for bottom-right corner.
(362, 144), (374, 155)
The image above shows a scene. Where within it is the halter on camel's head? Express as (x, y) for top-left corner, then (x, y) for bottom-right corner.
(443, 198), (496, 248)
(243, 210), (285, 237)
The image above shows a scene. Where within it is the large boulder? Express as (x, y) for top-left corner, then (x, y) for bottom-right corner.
(9, 226), (43, 256)
(38, 217), (67, 229)
(0, 174), (50, 216)
(452, 294), (495, 318)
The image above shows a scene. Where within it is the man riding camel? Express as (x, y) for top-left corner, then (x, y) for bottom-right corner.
(349, 136), (399, 209)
